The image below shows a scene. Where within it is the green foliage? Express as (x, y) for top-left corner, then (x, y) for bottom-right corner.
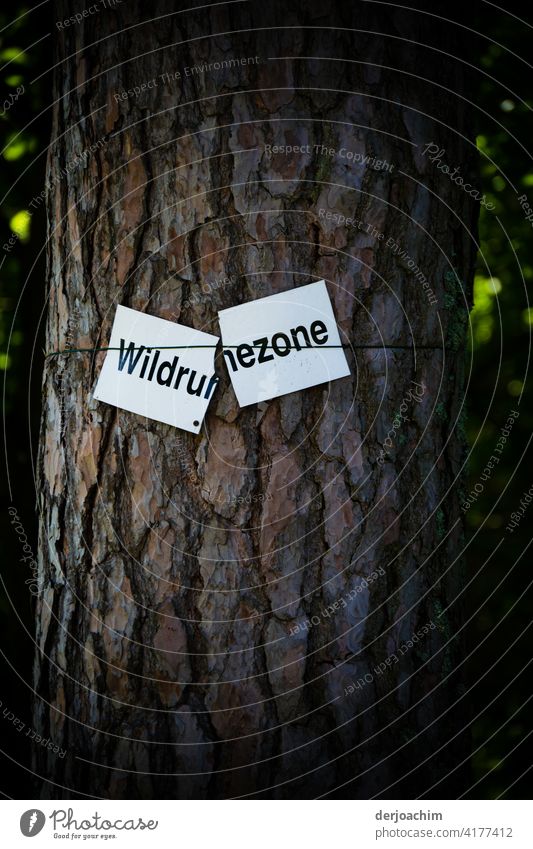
(465, 9), (533, 799)
(0, 9), (47, 389)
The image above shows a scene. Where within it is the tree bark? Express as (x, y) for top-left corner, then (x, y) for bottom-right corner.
(35, 0), (477, 798)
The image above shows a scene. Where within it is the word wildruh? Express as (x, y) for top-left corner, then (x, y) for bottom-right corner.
(117, 339), (218, 400)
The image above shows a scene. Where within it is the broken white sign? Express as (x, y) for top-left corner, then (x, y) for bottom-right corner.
(93, 305), (219, 434)
(218, 280), (351, 406)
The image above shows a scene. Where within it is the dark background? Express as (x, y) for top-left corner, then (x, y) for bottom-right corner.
(1, 2), (532, 798)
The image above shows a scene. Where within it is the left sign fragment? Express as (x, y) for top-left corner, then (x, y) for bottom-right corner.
(93, 305), (219, 434)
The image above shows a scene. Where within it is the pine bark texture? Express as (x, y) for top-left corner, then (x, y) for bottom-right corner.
(35, 0), (478, 798)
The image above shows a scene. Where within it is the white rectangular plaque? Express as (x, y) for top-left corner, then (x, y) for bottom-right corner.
(93, 305), (219, 434)
(218, 281), (351, 406)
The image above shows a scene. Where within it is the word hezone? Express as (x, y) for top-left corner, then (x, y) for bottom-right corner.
(223, 319), (329, 372)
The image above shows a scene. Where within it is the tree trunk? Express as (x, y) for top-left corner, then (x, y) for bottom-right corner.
(35, 0), (477, 798)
